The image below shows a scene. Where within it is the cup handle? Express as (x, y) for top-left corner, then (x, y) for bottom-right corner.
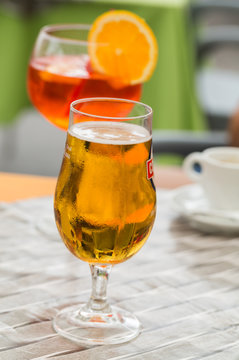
(183, 152), (203, 182)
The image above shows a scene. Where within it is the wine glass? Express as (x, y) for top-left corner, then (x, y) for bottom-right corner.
(27, 24), (142, 131)
(54, 97), (156, 345)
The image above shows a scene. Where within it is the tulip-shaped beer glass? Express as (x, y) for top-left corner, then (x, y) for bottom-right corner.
(54, 98), (156, 345)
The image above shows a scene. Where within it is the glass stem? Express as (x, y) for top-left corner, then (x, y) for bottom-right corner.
(87, 264), (112, 313)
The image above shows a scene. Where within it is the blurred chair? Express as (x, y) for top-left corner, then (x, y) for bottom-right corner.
(153, 0), (239, 157)
(0, 109), (66, 176)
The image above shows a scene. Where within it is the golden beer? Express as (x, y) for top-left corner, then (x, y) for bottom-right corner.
(54, 121), (156, 264)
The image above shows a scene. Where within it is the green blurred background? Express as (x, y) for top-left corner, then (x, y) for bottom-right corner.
(0, 0), (204, 129)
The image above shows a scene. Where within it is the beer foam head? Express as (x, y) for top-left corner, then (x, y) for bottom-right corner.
(69, 121), (151, 145)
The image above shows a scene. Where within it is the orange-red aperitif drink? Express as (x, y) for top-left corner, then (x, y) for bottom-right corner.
(27, 54), (142, 131)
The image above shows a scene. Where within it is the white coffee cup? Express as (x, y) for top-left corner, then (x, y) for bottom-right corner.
(183, 147), (239, 210)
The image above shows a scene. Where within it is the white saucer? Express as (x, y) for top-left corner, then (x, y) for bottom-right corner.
(171, 184), (239, 234)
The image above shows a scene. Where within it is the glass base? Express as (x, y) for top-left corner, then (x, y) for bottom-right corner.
(53, 304), (141, 346)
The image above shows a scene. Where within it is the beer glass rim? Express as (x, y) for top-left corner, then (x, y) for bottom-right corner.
(70, 97), (153, 121)
(40, 24), (91, 46)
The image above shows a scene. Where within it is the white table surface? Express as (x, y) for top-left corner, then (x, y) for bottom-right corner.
(0, 191), (239, 359)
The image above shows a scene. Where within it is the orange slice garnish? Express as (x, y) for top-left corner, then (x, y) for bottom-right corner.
(88, 10), (158, 86)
